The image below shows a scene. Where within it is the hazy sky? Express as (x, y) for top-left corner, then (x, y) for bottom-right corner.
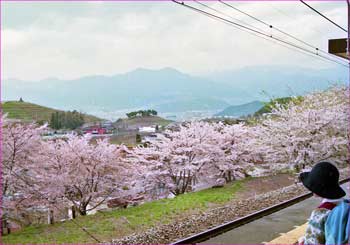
(1, 1), (347, 80)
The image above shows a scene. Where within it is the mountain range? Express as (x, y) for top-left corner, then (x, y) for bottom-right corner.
(3, 65), (347, 120)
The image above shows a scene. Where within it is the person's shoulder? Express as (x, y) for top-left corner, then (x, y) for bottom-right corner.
(309, 207), (331, 222)
(318, 202), (338, 210)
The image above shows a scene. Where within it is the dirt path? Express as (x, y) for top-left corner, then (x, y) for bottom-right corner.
(236, 173), (296, 199)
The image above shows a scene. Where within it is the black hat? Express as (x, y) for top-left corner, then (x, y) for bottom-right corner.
(299, 161), (345, 199)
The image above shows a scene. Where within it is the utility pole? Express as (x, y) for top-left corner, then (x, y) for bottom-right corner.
(347, 0), (350, 166)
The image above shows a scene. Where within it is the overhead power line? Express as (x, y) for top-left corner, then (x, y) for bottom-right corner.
(192, 0), (314, 58)
(191, 1), (345, 65)
(191, 1), (312, 58)
(219, 0), (270, 27)
(299, 0), (347, 33)
(269, 4), (333, 40)
(218, 0), (346, 62)
(193, 1), (329, 61)
(172, 0), (348, 68)
(193, 0), (266, 34)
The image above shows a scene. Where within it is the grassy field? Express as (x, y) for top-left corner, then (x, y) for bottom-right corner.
(116, 115), (172, 128)
(3, 179), (247, 244)
(109, 134), (137, 146)
(2, 101), (102, 123)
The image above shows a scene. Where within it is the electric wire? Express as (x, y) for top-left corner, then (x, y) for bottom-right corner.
(193, 0), (266, 34)
(172, 0), (349, 68)
(190, 0), (342, 65)
(299, 0), (347, 33)
(218, 0), (347, 62)
(269, 4), (332, 39)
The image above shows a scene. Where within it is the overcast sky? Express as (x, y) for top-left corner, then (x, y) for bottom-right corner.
(1, 1), (347, 80)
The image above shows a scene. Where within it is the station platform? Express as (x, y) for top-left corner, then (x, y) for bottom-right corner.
(265, 223), (307, 244)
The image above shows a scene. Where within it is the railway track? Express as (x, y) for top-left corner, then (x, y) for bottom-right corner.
(172, 177), (350, 244)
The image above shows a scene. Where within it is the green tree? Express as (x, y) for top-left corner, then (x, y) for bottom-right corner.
(49, 111), (85, 130)
(126, 109), (158, 118)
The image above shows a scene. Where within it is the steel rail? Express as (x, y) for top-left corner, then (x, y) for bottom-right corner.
(171, 177), (350, 244)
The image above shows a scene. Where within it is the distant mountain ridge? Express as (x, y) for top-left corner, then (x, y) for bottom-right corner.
(3, 68), (239, 111)
(207, 66), (347, 97)
(215, 101), (264, 118)
(3, 66), (346, 120)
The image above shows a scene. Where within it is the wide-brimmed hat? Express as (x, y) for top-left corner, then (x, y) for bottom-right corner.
(299, 161), (345, 199)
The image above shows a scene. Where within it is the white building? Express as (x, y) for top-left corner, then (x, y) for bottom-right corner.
(138, 126), (156, 133)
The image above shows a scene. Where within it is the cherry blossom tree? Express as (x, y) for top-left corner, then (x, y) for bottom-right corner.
(132, 122), (216, 195)
(1, 116), (46, 224)
(219, 123), (268, 178)
(2, 117), (45, 195)
(35, 135), (135, 215)
(258, 86), (349, 170)
(2, 116), (138, 219)
(131, 121), (258, 196)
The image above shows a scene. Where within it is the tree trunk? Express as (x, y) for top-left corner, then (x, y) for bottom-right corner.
(7, 221), (10, 235)
(2, 219), (11, 235)
(79, 204), (88, 216)
(1, 219), (5, 235)
(71, 206), (76, 219)
(48, 210), (54, 224)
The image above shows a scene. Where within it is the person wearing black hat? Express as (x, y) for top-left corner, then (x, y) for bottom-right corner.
(298, 162), (346, 245)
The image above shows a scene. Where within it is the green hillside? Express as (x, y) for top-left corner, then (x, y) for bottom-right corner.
(254, 96), (304, 116)
(2, 101), (102, 123)
(215, 101), (264, 118)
